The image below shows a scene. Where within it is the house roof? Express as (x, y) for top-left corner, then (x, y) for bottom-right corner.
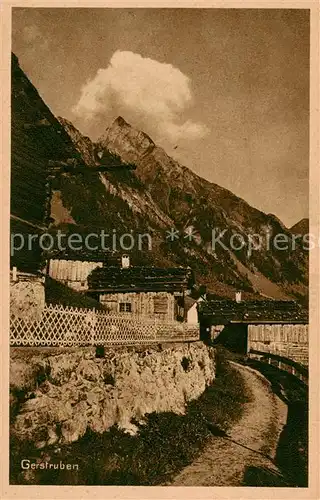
(198, 299), (308, 325)
(47, 251), (111, 263)
(87, 266), (194, 293)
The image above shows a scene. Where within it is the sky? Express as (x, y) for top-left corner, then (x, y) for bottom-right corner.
(12, 8), (309, 227)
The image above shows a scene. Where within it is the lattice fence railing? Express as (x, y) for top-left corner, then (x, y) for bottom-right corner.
(10, 304), (199, 347)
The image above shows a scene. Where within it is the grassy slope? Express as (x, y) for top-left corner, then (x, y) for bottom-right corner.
(45, 276), (104, 310)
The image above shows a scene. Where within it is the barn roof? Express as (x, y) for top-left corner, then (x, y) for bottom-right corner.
(87, 266), (194, 293)
(47, 250), (113, 264)
(198, 299), (308, 325)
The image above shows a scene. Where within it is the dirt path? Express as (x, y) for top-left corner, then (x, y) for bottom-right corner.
(169, 362), (288, 486)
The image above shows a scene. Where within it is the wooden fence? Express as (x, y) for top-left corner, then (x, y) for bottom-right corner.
(10, 304), (200, 347)
(248, 349), (308, 385)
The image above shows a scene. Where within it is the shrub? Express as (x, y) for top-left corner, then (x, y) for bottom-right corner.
(45, 277), (104, 310)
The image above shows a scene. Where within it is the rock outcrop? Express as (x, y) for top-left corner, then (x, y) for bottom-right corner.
(58, 117), (97, 168)
(10, 343), (215, 447)
(10, 275), (45, 320)
(98, 116), (156, 162)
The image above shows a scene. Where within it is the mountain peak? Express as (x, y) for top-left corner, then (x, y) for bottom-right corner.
(114, 116), (130, 127)
(98, 116), (156, 163)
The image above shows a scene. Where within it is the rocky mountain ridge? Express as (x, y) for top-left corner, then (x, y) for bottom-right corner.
(12, 53), (308, 301)
(57, 115), (307, 300)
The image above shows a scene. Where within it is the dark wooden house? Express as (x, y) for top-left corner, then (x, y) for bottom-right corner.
(198, 298), (308, 354)
(87, 262), (194, 322)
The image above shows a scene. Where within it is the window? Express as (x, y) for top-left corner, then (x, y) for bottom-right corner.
(119, 302), (132, 313)
(153, 297), (168, 314)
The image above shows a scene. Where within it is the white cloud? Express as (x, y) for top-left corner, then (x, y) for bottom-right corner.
(72, 51), (209, 143)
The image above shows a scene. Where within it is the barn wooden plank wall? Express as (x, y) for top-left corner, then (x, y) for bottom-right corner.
(48, 259), (103, 290)
(248, 324), (308, 366)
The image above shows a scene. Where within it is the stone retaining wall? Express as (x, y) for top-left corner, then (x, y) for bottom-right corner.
(10, 342), (215, 448)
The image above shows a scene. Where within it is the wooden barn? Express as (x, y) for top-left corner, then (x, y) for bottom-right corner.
(198, 296), (308, 363)
(48, 258), (104, 291)
(87, 257), (194, 322)
(10, 53), (93, 317)
(198, 297), (308, 327)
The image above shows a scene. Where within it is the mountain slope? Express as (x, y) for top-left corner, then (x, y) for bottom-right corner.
(290, 218), (309, 236)
(57, 115), (308, 300)
(96, 116), (308, 297)
(11, 54), (308, 300)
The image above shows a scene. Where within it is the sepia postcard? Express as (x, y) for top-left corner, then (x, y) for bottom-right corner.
(1, 1), (319, 499)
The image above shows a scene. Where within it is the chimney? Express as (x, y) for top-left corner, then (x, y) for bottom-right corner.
(235, 291), (242, 303)
(121, 254), (130, 268)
